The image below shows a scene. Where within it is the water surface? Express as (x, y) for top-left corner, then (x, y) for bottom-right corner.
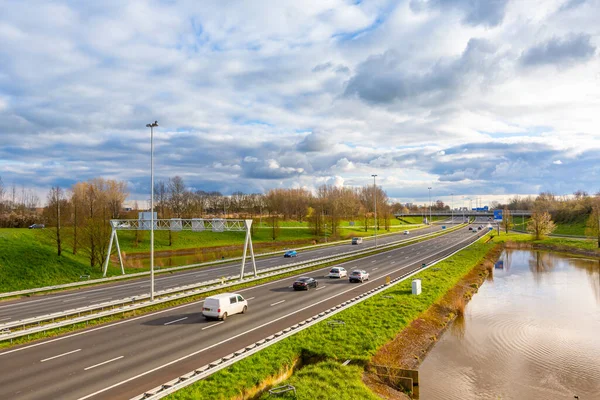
(419, 250), (600, 399)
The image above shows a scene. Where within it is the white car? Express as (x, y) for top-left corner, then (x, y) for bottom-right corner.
(403, 230), (410, 235)
(327, 267), (347, 279)
(202, 293), (248, 320)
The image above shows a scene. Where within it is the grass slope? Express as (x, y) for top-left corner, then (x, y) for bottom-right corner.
(0, 229), (127, 293)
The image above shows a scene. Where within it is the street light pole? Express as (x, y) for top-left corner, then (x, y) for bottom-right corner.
(372, 174), (377, 247)
(428, 187), (432, 225)
(146, 121), (158, 301)
(451, 193), (454, 223)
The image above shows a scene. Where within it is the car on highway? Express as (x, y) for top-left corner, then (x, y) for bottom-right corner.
(468, 227), (473, 231)
(348, 269), (369, 283)
(202, 293), (247, 321)
(284, 250), (298, 257)
(403, 230), (410, 235)
(327, 267), (347, 278)
(293, 276), (318, 290)
(28, 224), (45, 229)
(351, 237), (363, 245)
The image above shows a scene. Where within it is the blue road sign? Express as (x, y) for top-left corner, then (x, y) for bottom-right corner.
(493, 209), (503, 222)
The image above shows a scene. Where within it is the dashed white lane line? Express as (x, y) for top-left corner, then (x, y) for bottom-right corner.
(202, 322), (224, 331)
(41, 349), (81, 363)
(315, 286), (326, 291)
(387, 255), (392, 258)
(84, 356), (124, 371)
(246, 297), (255, 301)
(371, 260), (377, 263)
(62, 297), (86, 303)
(195, 273), (207, 278)
(270, 300), (286, 306)
(95, 298), (112, 303)
(391, 261), (396, 265)
(0, 317), (11, 321)
(373, 268), (379, 271)
(164, 317), (188, 326)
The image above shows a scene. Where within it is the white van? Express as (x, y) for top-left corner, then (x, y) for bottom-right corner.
(202, 293), (248, 320)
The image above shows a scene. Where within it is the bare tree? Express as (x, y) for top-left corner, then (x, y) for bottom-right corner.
(585, 202), (600, 248)
(527, 211), (556, 240)
(45, 186), (66, 256)
(500, 207), (513, 234)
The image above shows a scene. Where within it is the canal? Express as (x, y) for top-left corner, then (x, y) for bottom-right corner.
(419, 249), (600, 399)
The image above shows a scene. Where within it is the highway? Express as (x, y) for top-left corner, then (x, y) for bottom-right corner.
(0, 223), (451, 322)
(0, 225), (486, 400)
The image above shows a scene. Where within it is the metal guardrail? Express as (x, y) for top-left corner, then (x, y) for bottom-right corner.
(129, 231), (488, 400)
(0, 225), (466, 342)
(0, 225), (426, 300)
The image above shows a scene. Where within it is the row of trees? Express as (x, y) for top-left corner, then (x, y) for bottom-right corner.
(0, 176), (43, 227)
(151, 176), (392, 239)
(43, 179), (129, 267)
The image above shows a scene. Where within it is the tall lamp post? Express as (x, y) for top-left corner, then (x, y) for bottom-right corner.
(451, 193), (454, 223)
(146, 121), (158, 301)
(428, 187), (432, 225)
(372, 174), (378, 248)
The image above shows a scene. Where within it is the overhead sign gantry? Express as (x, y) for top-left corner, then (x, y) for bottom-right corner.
(102, 218), (256, 280)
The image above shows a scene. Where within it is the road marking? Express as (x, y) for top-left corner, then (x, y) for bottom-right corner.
(387, 255), (391, 258)
(95, 298), (112, 303)
(84, 356), (124, 371)
(164, 317), (188, 326)
(371, 260), (377, 263)
(40, 349), (81, 362)
(72, 233), (480, 400)
(373, 268), (379, 270)
(270, 300), (285, 306)
(315, 286), (326, 291)
(202, 322), (224, 330)
(0, 317), (11, 321)
(246, 297), (255, 301)
(63, 297), (86, 303)
(138, 285), (147, 288)
(391, 261), (396, 265)
(195, 273), (207, 277)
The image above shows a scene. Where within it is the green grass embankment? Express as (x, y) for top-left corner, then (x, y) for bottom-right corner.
(0, 229), (130, 293)
(166, 236), (496, 400)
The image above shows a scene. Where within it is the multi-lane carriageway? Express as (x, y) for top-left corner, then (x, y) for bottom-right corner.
(0, 223), (489, 400)
(0, 223), (451, 322)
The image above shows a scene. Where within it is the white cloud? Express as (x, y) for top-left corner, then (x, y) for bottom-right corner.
(0, 0), (599, 203)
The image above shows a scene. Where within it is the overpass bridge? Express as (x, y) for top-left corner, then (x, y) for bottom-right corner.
(394, 210), (532, 218)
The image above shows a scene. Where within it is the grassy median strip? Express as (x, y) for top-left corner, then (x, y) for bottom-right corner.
(0, 227), (463, 350)
(164, 236), (496, 400)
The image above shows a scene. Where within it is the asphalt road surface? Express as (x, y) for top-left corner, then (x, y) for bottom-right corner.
(0, 223), (454, 322)
(0, 225), (487, 400)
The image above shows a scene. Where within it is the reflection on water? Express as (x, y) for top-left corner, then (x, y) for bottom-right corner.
(419, 250), (600, 400)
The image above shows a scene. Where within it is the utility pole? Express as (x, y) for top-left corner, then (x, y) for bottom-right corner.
(372, 174), (378, 247)
(428, 187), (432, 225)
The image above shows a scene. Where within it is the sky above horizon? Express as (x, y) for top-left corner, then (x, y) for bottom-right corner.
(1, 0), (599, 207)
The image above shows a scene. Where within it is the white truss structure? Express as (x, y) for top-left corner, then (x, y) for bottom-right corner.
(103, 218), (256, 279)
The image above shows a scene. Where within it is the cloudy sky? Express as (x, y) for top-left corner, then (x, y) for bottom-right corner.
(1, 0), (599, 206)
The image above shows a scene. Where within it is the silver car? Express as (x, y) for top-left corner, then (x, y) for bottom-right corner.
(348, 269), (369, 283)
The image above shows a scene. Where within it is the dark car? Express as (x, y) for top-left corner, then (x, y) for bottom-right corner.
(284, 250), (298, 258)
(293, 277), (318, 290)
(468, 227), (473, 231)
(28, 224), (45, 229)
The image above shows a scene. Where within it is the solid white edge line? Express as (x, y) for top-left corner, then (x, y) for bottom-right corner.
(40, 349), (81, 363)
(270, 300), (285, 306)
(164, 317), (188, 326)
(84, 356), (124, 371)
(0, 317), (11, 321)
(201, 322), (224, 331)
(75, 231), (480, 400)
